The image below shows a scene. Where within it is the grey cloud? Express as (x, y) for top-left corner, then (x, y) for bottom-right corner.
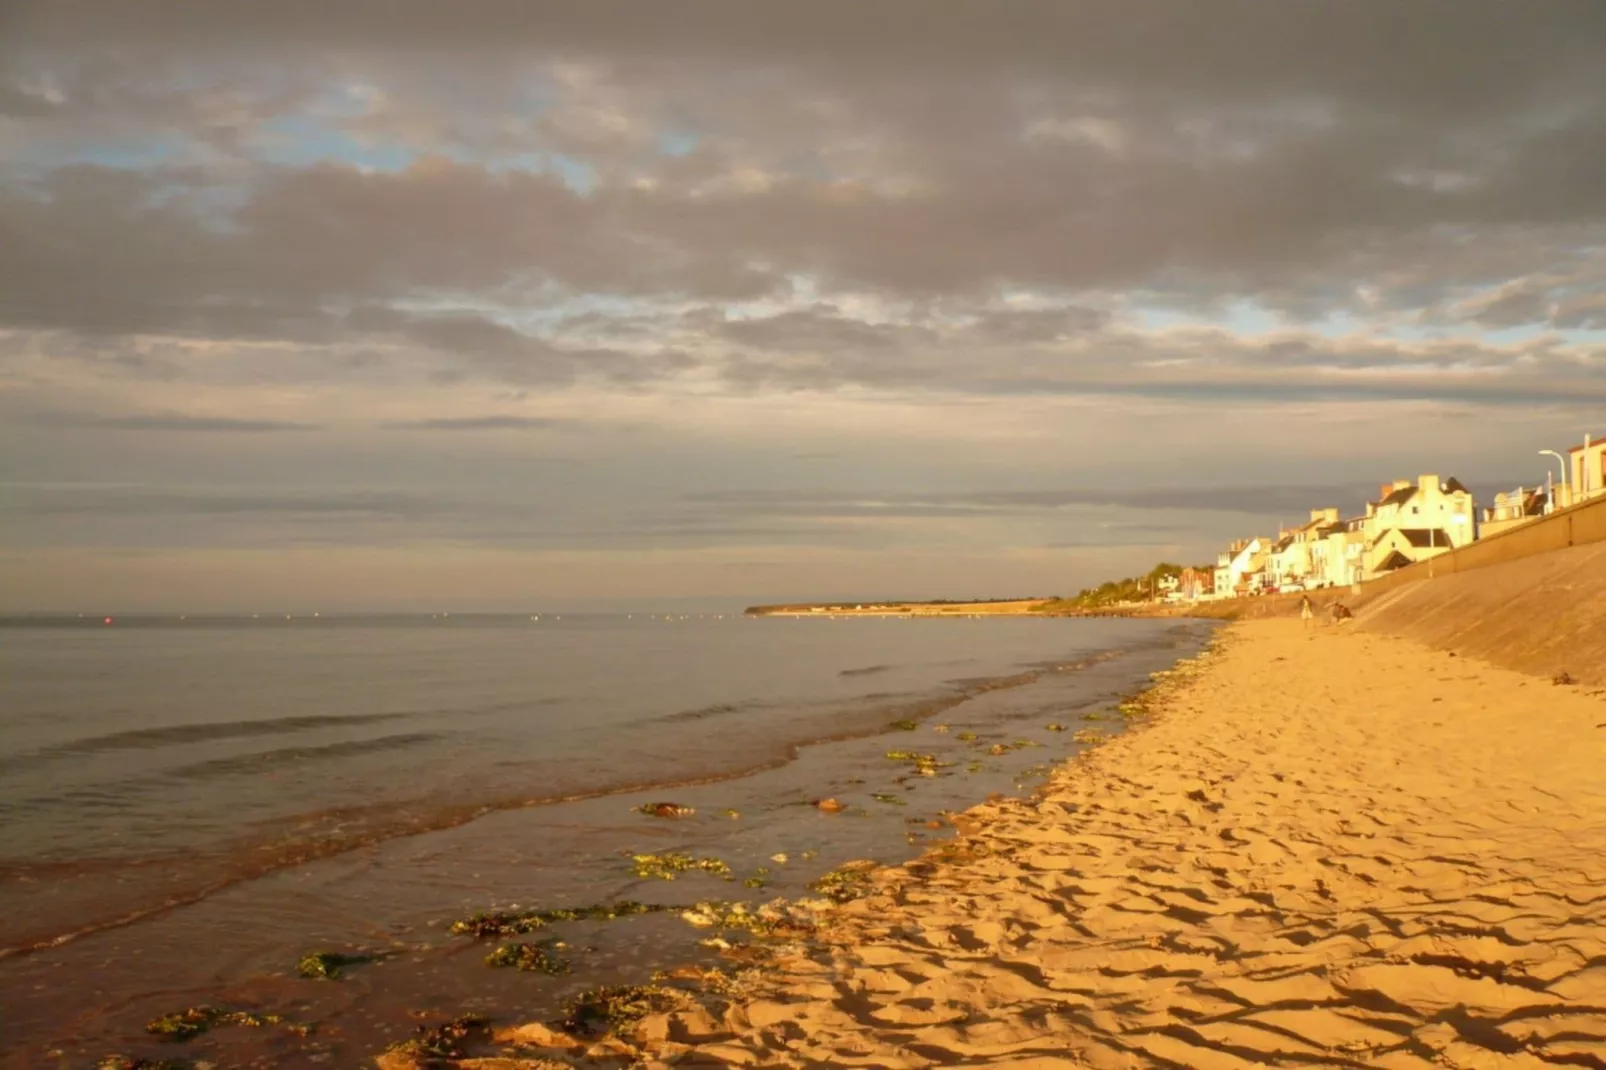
(2, 3), (1603, 348)
(711, 306), (928, 351)
(12, 2), (1600, 125)
(688, 483), (1386, 519)
(41, 412), (321, 432)
(9, 486), (461, 519)
(383, 415), (566, 431)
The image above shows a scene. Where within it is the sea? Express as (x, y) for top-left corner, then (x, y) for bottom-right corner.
(0, 612), (1214, 1067)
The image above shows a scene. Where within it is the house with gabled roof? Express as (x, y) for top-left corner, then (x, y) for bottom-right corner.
(1311, 515), (1368, 588)
(1267, 508), (1344, 590)
(1361, 474), (1476, 578)
(1213, 537), (1270, 597)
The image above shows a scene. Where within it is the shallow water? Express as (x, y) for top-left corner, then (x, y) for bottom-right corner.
(0, 613), (1213, 1067)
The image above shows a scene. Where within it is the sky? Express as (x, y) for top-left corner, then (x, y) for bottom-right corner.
(2, 1), (1605, 612)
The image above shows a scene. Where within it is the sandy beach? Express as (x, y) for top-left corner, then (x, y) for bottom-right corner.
(417, 614), (1606, 1069)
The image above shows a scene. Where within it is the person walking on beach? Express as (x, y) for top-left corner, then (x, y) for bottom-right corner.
(1299, 594), (1314, 629)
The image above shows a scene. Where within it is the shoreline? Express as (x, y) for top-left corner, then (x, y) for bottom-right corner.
(376, 616), (1606, 1068)
(0, 624), (1191, 964)
(12, 622), (1215, 1069)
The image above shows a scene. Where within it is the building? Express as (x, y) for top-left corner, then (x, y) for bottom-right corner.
(1361, 474), (1476, 578)
(1311, 517), (1367, 588)
(1482, 486), (1550, 538)
(1566, 433), (1606, 507)
(1214, 537), (1270, 597)
(1266, 508), (1344, 590)
(1177, 566), (1214, 602)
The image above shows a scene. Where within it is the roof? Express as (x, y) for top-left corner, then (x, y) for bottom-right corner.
(1569, 437), (1604, 453)
(1378, 486), (1416, 508)
(1377, 550), (1414, 572)
(1401, 528), (1452, 548)
(1272, 535), (1294, 552)
(1443, 477), (1471, 495)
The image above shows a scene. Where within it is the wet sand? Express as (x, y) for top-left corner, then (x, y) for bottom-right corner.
(435, 618), (1606, 1068)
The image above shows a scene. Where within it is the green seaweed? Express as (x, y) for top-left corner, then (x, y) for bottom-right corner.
(385, 1015), (490, 1060)
(295, 950), (381, 980)
(869, 792), (906, 806)
(98, 1059), (191, 1070)
(631, 851), (732, 880)
(559, 985), (675, 1036)
(636, 801), (696, 818)
(450, 899), (668, 937)
(808, 859), (879, 903)
(679, 900), (816, 941)
(889, 718), (919, 731)
(884, 750), (951, 776)
(145, 1007), (281, 1042)
(486, 939), (570, 974)
(1045, 722), (1067, 732)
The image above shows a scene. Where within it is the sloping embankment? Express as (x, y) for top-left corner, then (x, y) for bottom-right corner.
(1351, 540), (1606, 687)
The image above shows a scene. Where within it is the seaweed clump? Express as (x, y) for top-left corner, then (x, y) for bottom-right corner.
(450, 899), (668, 937)
(808, 859), (879, 903)
(486, 939), (570, 974)
(1117, 695), (1153, 719)
(636, 801), (696, 818)
(384, 1015), (490, 1061)
(145, 1007), (281, 1042)
(631, 852), (731, 880)
(885, 750), (950, 776)
(559, 985), (677, 1036)
(98, 1059), (190, 1070)
(679, 900), (817, 942)
(889, 718), (919, 731)
(296, 950), (381, 980)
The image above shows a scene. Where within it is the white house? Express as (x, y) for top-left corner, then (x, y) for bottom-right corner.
(1361, 474), (1476, 578)
(1310, 518), (1367, 588)
(1565, 432), (1606, 507)
(1267, 508), (1344, 590)
(1213, 537), (1269, 597)
(1482, 487), (1549, 538)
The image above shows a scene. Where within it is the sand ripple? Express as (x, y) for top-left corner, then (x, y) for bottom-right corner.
(479, 620), (1606, 1068)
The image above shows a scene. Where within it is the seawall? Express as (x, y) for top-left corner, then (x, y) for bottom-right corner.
(1183, 493), (1606, 686)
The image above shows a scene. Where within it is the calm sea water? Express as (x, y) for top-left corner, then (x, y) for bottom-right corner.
(0, 612), (1212, 1067)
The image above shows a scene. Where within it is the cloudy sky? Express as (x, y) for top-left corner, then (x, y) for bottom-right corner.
(3, 2), (1604, 611)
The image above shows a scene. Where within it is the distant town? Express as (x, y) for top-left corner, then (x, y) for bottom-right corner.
(1168, 429), (1604, 604)
(748, 430), (1605, 616)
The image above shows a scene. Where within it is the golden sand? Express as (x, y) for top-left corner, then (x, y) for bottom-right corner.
(420, 618), (1606, 1068)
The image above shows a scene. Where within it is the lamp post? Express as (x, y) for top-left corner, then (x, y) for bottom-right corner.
(1540, 449), (1569, 508)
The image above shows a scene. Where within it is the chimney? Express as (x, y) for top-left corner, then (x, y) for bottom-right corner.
(1419, 474), (1439, 491)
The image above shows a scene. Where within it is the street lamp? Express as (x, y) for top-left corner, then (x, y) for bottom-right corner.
(1540, 449), (1569, 507)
